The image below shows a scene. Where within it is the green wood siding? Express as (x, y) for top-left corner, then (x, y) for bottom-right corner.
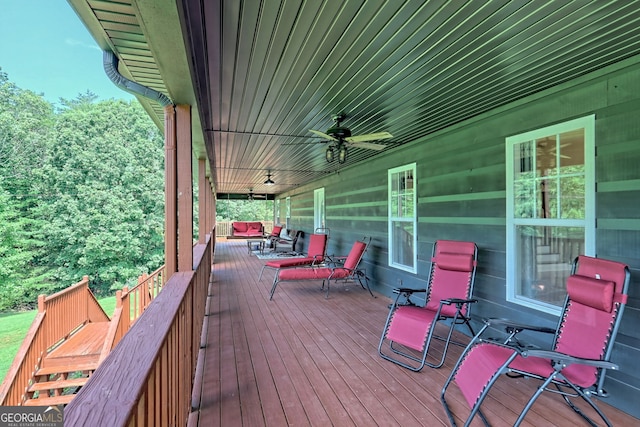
(277, 57), (640, 417)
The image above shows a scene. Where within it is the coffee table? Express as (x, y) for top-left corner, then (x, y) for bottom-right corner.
(247, 239), (265, 254)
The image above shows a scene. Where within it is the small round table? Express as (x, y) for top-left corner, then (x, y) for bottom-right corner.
(247, 239), (265, 254)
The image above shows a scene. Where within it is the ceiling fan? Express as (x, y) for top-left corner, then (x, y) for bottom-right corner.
(247, 189), (268, 200)
(309, 114), (393, 163)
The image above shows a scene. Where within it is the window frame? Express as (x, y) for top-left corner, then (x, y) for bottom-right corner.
(314, 187), (325, 232)
(285, 197), (291, 229)
(505, 115), (595, 315)
(388, 163), (417, 274)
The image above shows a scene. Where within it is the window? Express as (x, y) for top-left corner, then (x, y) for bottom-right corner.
(506, 115), (595, 314)
(388, 163), (417, 273)
(314, 188), (325, 232)
(285, 197), (291, 229)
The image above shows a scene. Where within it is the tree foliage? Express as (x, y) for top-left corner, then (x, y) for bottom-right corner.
(216, 198), (274, 222)
(0, 69), (165, 309)
(0, 70), (55, 310)
(40, 99), (165, 294)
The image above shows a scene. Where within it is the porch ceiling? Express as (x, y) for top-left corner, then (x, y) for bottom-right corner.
(68, 0), (640, 197)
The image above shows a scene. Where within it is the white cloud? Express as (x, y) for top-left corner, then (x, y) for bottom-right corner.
(65, 38), (101, 51)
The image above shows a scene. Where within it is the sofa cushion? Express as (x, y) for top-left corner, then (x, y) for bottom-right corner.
(233, 222), (247, 232)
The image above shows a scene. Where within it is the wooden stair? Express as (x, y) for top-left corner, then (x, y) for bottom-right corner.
(24, 322), (110, 406)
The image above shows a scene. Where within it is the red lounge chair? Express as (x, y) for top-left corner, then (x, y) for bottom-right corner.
(441, 255), (630, 427)
(266, 225), (283, 239)
(258, 233), (328, 281)
(269, 237), (372, 300)
(378, 240), (478, 371)
(262, 225), (283, 248)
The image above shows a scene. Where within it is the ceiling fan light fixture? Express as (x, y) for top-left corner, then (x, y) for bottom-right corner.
(264, 171), (275, 185)
(325, 146), (335, 163)
(338, 145), (347, 164)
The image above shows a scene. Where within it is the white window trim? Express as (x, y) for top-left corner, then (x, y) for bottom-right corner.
(388, 163), (417, 274)
(505, 115), (595, 315)
(285, 197), (291, 229)
(314, 187), (325, 232)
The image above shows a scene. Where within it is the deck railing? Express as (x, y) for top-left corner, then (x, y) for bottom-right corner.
(65, 234), (212, 426)
(101, 265), (167, 361)
(0, 276), (109, 405)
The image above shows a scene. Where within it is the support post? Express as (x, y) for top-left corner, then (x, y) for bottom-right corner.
(164, 105), (177, 278)
(176, 104), (193, 272)
(198, 159), (208, 244)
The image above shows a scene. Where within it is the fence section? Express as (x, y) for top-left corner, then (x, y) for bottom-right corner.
(0, 276), (109, 405)
(64, 234), (212, 426)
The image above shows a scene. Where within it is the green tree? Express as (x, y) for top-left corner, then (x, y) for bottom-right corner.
(0, 69), (55, 309)
(216, 199), (274, 222)
(0, 188), (53, 310)
(40, 97), (165, 295)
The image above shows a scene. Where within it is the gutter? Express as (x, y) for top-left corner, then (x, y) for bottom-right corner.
(103, 50), (173, 107)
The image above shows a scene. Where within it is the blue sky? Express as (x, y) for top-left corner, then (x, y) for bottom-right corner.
(0, 1), (133, 104)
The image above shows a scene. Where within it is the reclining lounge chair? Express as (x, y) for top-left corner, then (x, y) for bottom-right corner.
(269, 237), (372, 300)
(441, 255), (630, 427)
(378, 240), (478, 371)
(258, 232), (328, 281)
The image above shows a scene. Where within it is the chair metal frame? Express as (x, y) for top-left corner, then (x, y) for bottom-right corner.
(269, 236), (372, 300)
(378, 240), (478, 371)
(441, 255), (630, 427)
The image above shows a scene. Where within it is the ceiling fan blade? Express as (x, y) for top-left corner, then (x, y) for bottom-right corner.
(309, 129), (337, 141)
(345, 131), (393, 143)
(347, 141), (387, 151)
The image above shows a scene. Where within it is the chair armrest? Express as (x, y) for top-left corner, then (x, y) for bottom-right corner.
(442, 298), (477, 305)
(484, 318), (556, 335)
(393, 288), (426, 295)
(522, 349), (618, 370)
(331, 255), (347, 265)
(325, 254), (347, 267)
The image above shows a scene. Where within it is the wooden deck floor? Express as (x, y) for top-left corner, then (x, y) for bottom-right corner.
(191, 240), (638, 427)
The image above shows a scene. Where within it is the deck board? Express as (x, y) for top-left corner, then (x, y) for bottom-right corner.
(44, 322), (109, 368)
(192, 240), (639, 426)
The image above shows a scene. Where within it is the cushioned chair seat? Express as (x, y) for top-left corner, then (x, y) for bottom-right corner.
(269, 238), (371, 299)
(378, 239), (478, 371)
(265, 257), (316, 269)
(441, 255), (630, 427)
(278, 266), (348, 281)
(258, 233), (328, 281)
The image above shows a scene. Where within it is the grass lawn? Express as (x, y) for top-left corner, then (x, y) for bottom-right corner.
(0, 296), (118, 385)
